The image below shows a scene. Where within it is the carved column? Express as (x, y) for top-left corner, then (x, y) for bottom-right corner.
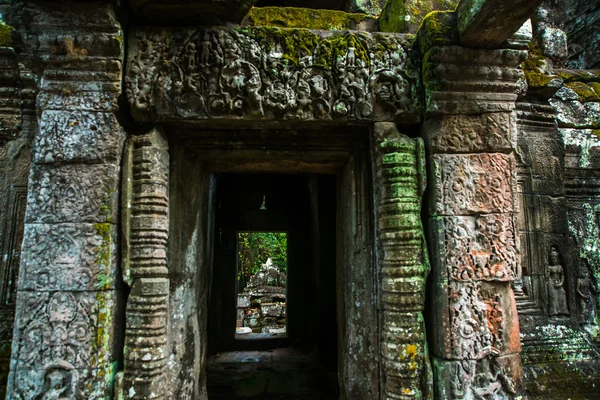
(372, 122), (432, 398)
(6, 2), (125, 398)
(121, 129), (170, 399)
(420, 12), (528, 399)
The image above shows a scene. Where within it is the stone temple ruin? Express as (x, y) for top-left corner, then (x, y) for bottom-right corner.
(237, 258), (287, 336)
(0, 0), (599, 399)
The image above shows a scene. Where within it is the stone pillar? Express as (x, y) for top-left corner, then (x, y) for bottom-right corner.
(372, 122), (432, 398)
(420, 13), (528, 398)
(6, 2), (126, 398)
(120, 129), (170, 400)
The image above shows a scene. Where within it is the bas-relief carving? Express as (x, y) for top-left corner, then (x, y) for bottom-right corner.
(18, 224), (117, 291)
(427, 113), (517, 154)
(34, 111), (124, 164)
(433, 154), (515, 216)
(450, 356), (517, 399)
(443, 214), (519, 282)
(577, 261), (596, 325)
(449, 282), (504, 360)
(127, 28), (418, 123)
(546, 246), (569, 317)
(26, 164), (119, 223)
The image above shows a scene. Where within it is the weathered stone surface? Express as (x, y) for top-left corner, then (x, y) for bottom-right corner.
(379, 0), (458, 34)
(431, 280), (521, 360)
(430, 214), (519, 283)
(346, 0), (387, 15)
(536, 0), (600, 69)
(18, 223), (118, 291)
(127, 27), (419, 124)
(425, 113), (517, 154)
(8, 364), (117, 400)
(433, 353), (524, 399)
(26, 163), (119, 223)
(430, 154), (516, 216)
(34, 111), (125, 164)
(10, 290), (119, 372)
(422, 45), (526, 115)
(456, 0), (544, 48)
(121, 129), (170, 400)
(372, 122), (432, 397)
(243, 7), (377, 31)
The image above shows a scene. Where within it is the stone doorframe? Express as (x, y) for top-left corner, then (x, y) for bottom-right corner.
(118, 123), (432, 399)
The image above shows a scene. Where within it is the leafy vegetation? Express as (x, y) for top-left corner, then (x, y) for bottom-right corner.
(237, 232), (288, 288)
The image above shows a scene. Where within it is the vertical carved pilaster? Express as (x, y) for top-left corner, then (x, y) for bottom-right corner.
(373, 122), (432, 398)
(122, 129), (170, 399)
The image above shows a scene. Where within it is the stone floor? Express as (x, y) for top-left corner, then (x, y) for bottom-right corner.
(206, 347), (339, 399)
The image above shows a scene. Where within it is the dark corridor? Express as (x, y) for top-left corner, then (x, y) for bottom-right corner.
(206, 173), (339, 399)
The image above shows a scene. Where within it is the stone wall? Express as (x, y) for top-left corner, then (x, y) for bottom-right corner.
(4, 2), (126, 398)
(0, 0), (598, 399)
(536, 0), (600, 69)
(237, 259), (287, 334)
(516, 11), (600, 396)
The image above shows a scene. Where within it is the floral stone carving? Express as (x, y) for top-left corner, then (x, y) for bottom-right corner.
(127, 27), (419, 123)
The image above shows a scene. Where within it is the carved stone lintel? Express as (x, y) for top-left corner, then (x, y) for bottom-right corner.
(127, 27), (418, 124)
(372, 122), (432, 397)
(122, 128), (170, 400)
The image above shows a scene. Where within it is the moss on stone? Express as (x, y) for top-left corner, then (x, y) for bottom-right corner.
(566, 81), (600, 102)
(380, 0), (459, 33)
(240, 26), (390, 70)
(94, 223), (112, 290)
(416, 10), (459, 55)
(243, 7), (373, 31)
(0, 23), (13, 47)
(521, 54), (554, 89)
(555, 69), (600, 83)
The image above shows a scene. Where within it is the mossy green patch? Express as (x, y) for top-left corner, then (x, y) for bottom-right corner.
(555, 69), (600, 83)
(94, 223), (112, 290)
(239, 26), (397, 70)
(380, 0), (459, 33)
(521, 53), (554, 89)
(416, 10), (459, 55)
(565, 81), (600, 102)
(244, 7), (374, 31)
(0, 23), (13, 47)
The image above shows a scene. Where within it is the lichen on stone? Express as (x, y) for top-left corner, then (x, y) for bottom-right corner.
(0, 22), (13, 47)
(243, 7), (374, 31)
(416, 10), (459, 55)
(379, 0), (459, 33)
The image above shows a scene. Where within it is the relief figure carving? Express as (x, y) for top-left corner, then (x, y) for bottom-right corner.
(547, 247), (569, 316)
(577, 260), (596, 325)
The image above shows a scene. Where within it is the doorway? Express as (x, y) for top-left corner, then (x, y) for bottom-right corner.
(162, 127), (379, 399)
(206, 173), (339, 399)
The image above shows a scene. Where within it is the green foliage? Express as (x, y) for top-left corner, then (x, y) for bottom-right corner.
(238, 232), (287, 286)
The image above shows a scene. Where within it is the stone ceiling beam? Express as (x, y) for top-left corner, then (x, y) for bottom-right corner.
(457, 0), (544, 48)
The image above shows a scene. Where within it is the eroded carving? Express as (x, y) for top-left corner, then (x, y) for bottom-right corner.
(450, 355), (517, 399)
(434, 154), (515, 216)
(34, 111), (124, 164)
(444, 214), (519, 281)
(449, 282), (504, 360)
(577, 261), (596, 325)
(26, 164), (119, 223)
(14, 292), (96, 371)
(547, 247), (569, 317)
(127, 28), (417, 122)
(19, 224), (116, 291)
